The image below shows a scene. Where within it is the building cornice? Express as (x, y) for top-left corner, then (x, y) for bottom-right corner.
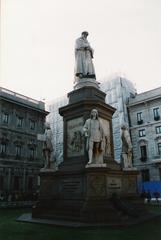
(0, 87), (48, 115)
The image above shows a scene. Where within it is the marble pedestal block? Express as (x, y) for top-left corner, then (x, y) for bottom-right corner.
(32, 162), (141, 223)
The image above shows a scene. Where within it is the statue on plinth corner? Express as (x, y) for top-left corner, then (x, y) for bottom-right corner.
(39, 122), (57, 171)
(121, 123), (134, 170)
(83, 109), (106, 167)
(74, 31), (100, 89)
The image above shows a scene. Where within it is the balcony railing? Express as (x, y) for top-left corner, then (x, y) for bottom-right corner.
(154, 116), (160, 121)
(0, 154), (43, 164)
(140, 157), (147, 162)
(153, 155), (161, 160)
(137, 120), (143, 125)
(152, 155), (161, 164)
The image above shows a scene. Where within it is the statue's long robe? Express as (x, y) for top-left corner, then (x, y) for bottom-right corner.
(74, 37), (95, 77)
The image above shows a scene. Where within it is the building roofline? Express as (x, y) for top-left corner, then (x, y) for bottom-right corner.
(0, 87), (49, 115)
(137, 86), (161, 96)
(127, 86), (161, 107)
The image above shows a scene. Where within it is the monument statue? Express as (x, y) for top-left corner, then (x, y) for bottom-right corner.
(31, 30), (149, 226)
(121, 124), (133, 169)
(74, 31), (96, 82)
(83, 109), (105, 165)
(42, 122), (53, 169)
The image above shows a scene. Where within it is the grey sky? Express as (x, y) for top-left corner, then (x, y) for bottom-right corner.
(1, 0), (161, 101)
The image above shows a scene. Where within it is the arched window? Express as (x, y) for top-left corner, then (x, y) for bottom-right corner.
(158, 143), (161, 155)
(154, 136), (161, 158)
(0, 137), (9, 157)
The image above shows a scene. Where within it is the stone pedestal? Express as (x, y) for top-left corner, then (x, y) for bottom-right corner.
(58, 86), (115, 170)
(33, 165), (140, 223)
(32, 85), (144, 225)
(74, 78), (100, 90)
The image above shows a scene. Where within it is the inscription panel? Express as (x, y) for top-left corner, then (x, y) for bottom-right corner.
(60, 177), (83, 198)
(107, 177), (122, 196)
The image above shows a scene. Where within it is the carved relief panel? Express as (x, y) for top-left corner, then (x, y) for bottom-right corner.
(67, 117), (84, 157)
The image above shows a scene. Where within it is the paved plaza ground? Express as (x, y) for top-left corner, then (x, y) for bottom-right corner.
(0, 207), (161, 240)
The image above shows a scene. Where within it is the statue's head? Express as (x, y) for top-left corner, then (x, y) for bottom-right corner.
(45, 122), (51, 129)
(121, 123), (128, 130)
(81, 31), (89, 37)
(91, 109), (98, 119)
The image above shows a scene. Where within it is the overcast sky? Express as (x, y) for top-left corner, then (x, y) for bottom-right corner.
(1, 0), (161, 102)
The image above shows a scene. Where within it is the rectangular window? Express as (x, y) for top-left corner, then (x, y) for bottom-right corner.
(29, 148), (35, 160)
(15, 145), (22, 158)
(137, 112), (143, 124)
(17, 116), (23, 127)
(156, 126), (161, 134)
(30, 120), (35, 130)
(159, 169), (161, 181)
(0, 176), (4, 190)
(2, 113), (9, 124)
(140, 145), (147, 161)
(0, 143), (7, 155)
(139, 129), (146, 137)
(141, 169), (150, 182)
(158, 143), (161, 155)
(28, 177), (33, 190)
(153, 108), (160, 120)
(13, 176), (20, 191)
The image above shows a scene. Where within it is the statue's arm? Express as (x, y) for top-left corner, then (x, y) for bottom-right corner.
(75, 38), (90, 50)
(83, 119), (89, 137)
(125, 131), (132, 150)
(48, 129), (52, 139)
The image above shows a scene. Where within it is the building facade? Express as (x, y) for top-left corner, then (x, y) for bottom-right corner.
(128, 87), (161, 182)
(0, 87), (48, 197)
